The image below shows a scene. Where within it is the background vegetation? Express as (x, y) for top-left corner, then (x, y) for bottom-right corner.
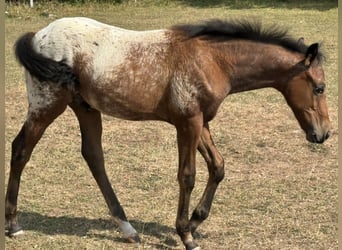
(5, 0), (338, 9)
(5, 1), (337, 249)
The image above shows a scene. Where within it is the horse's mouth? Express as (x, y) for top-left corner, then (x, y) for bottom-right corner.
(306, 130), (330, 144)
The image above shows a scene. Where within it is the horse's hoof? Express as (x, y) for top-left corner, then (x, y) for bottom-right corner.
(6, 224), (24, 237)
(185, 242), (200, 250)
(186, 246), (201, 250)
(125, 234), (141, 243)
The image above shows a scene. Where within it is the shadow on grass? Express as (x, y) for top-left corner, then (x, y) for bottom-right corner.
(16, 210), (179, 248)
(176, 0), (337, 11)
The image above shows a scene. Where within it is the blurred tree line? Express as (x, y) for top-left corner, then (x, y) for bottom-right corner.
(5, 0), (337, 6)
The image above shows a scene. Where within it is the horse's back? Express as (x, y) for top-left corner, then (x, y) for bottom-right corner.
(31, 17), (168, 66)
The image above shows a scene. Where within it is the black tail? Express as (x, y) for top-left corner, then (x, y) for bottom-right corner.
(14, 32), (78, 89)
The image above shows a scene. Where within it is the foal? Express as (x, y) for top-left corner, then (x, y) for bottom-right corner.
(6, 18), (331, 249)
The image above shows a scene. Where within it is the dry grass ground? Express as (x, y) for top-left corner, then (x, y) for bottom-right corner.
(5, 2), (337, 249)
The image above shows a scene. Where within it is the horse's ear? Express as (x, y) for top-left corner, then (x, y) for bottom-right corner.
(304, 43), (319, 67)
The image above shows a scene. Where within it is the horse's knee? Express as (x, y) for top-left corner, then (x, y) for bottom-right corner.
(192, 206), (210, 222)
(178, 171), (196, 191)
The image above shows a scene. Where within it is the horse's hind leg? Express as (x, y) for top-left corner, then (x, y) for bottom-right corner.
(5, 120), (57, 236)
(69, 101), (139, 243)
(189, 123), (225, 235)
(5, 73), (71, 236)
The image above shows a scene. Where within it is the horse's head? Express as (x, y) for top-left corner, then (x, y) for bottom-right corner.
(284, 43), (331, 143)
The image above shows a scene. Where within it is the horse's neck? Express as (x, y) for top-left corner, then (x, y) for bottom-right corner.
(217, 42), (303, 94)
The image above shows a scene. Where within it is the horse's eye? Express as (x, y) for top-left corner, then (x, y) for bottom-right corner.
(314, 85), (325, 95)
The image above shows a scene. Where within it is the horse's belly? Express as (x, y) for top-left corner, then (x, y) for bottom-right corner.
(81, 81), (167, 121)
(91, 96), (160, 121)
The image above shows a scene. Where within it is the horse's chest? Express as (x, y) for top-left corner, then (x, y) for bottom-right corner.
(169, 75), (201, 116)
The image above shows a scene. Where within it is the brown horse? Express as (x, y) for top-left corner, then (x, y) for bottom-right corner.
(6, 18), (331, 249)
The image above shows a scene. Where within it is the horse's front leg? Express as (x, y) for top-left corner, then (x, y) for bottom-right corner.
(189, 123), (225, 235)
(69, 102), (139, 243)
(175, 114), (203, 250)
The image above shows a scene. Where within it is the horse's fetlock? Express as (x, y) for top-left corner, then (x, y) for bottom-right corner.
(5, 211), (15, 222)
(176, 219), (191, 235)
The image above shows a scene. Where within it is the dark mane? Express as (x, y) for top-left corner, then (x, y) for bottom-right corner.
(172, 19), (324, 61)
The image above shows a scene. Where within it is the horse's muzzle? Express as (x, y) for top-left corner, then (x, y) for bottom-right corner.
(306, 130), (331, 144)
